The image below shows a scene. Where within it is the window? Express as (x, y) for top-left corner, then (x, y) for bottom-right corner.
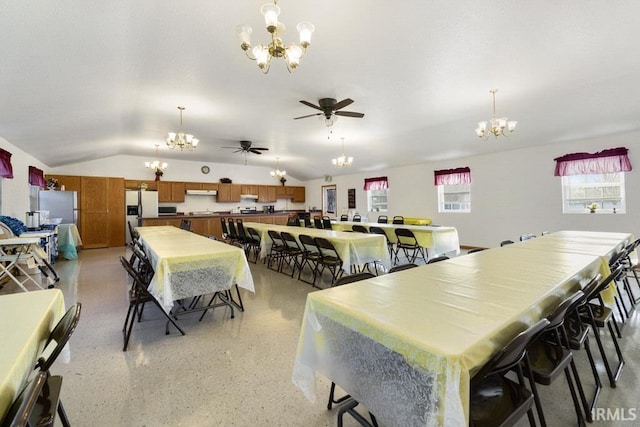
(364, 176), (388, 212)
(561, 173), (626, 214)
(367, 188), (388, 212)
(554, 147), (631, 214)
(438, 183), (471, 213)
(434, 167), (471, 213)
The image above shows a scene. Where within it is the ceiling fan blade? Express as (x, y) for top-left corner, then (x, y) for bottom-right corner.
(294, 112), (322, 120)
(249, 149), (263, 155)
(252, 147), (269, 151)
(333, 98), (354, 110)
(299, 100), (323, 111)
(221, 146), (239, 149)
(335, 111), (365, 118)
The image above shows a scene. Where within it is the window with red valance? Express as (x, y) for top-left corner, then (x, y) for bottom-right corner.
(0, 148), (14, 179)
(29, 166), (46, 187)
(363, 176), (388, 191)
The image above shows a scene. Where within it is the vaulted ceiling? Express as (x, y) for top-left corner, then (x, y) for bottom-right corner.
(2, 1), (640, 180)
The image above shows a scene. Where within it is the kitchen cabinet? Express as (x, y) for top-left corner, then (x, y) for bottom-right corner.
(258, 185), (277, 203)
(217, 184), (242, 202)
(125, 180), (157, 190)
(80, 177), (124, 248)
(241, 184), (259, 196)
(202, 183), (218, 191)
(184, 182), (218, 191)
(291, 186), (305, 202)
(157, 181), (185, 202)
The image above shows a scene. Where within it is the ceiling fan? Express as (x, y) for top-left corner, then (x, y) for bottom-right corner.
(222, 140), (269, 155)
(294, 98), (365, 121)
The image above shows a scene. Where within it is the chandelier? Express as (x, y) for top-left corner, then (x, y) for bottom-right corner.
(332, 138), (353, 168)
(145, 145), (168, 180)
(236, 0), (314, 74)
(270, 157), (287, 178)
(475, 89), (517, 140)
(166, 106), (199, 151)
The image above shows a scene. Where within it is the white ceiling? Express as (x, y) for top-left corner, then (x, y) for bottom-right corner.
(2, 1), (640, 181)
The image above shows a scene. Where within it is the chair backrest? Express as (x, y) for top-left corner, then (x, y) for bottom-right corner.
(220, 217), (229, 236)
(340, 214), (348, 221)
(369, 226), (389, 240)
(247, 227), (261, 243)
(352, 225), (368, 233)
(2, 370), (48, 427)
(267, 230), (284, 248)
(130, 244), (154, 282)
(287, 215), (301, 227)
(377, 215), (388, 224)
(546, 291), (585, 329)
(395, 228), (417, 245)
(180, 219), (191, 231)
(313, 216), (323, 229)
(314, 237), (342, 260)
(127, 221), (139, 242)
(519, 234), (536, 241)
(299, 234), (319, 255)
(36, 303), (82, 372)
(392, 216), (404, 224)
(467, 248), (486, 254)
(227, 218), (238, 237)
(472, 318), (550, 385)
(584, 266), (622, 301)
(352, 214), (362, 222)
(335, 272), (375, 286)
(280, 231), (301, 250)
(500, 240), (514, 247)
(427, 255), (449, 264)
(388, 263), (418, 273)
(236, 219), (247, 238)
(322, 217), (332, 230)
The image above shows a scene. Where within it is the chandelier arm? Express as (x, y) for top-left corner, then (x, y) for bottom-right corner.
(244, 49), (257, 61)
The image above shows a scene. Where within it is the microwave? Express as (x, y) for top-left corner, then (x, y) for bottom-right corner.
(158, 206), (178, 216)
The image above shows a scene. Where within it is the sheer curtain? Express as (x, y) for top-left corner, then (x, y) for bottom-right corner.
(554, 147), (632, 176)
(433, 167), (471, 185)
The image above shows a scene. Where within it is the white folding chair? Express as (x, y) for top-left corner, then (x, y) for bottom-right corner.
(0, 237), (45, 291)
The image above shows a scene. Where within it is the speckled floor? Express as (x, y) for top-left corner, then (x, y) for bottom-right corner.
(2, 247), (640, 426)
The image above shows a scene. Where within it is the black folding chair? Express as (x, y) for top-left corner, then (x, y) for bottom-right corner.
(352, 214), (362, 222)
(377, 215), (388, 224)
(298, 234), (321, 287)
(322, 216), (332, 230)
(280, 231), (303, 277)
(2, 370), (48, 427)
(314, 237), (344, 285)
(392, 216), (404, 224)
(352, 225), (368, 233)
(394, 228), (427, 264)
(267, 230), (287, 272)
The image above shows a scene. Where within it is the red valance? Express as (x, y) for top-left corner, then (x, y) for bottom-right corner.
(363, 176), (388, 191)
(554, 147), (632, 176)
(434, 167), (471, 185)
(29, 166), (46, 186)
(0, 148), (14, 179)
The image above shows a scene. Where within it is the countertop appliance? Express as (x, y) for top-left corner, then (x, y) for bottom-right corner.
(125, 190), (159, 243)
(240, 208), (258, 214)
(38, 190), (79, 225)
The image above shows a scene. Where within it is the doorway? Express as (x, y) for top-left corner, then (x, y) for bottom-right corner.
(322, 185), (336, 218)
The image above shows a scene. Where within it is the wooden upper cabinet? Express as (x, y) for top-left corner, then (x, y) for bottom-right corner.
(202, 183), (218, 191)
(275, 185), (288, 198)
(45, 175), (81, 192)
(241, 184), (259, 195)
(127, 180), (158, 190)
(291, 186), (305, 203)
(217, 184), (241, 202)
(157, 181), (185, 202)
(258, 185), (277, 203)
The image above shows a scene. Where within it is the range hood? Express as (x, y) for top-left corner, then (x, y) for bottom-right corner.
(185, 189), (217, 196)
(240, 194), (259, 199)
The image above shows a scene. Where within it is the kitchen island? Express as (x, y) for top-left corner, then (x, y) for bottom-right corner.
(141, 211), (321, 239)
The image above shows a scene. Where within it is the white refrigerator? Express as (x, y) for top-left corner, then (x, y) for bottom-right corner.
(125, 190), (159, 243)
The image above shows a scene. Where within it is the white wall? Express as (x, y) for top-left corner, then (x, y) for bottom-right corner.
(305, 133), (639, 248)
(0, 138), (48, 219)
(48, 155), (306, 213)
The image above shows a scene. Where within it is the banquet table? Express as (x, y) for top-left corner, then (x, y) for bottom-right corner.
(242, 222), (391, 272)
(136, 226), (254, 313)
(331, 221), (460, 257)
(292, 233), (612, 426)
(0, 289), (65, 421)
(56, 224), (83, 260)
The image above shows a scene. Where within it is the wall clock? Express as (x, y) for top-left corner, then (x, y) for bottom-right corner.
(201, 166), (210, 174)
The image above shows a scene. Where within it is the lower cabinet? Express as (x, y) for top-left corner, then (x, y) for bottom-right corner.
(142, 214), (290, 239)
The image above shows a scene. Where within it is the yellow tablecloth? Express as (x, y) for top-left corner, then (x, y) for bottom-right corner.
(137, 226), (254, 312)
(293, 243), (603, 426)
(243, 222), (391, 272)
(404, 218), (432, 226)
(0, 289), (65, 421)
(331, 221), (460, 256)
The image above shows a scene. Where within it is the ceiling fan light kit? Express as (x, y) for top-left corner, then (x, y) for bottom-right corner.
(475, 89), (517, 140)
(167, 106), (199, 151)
(237, 0), (314, 74)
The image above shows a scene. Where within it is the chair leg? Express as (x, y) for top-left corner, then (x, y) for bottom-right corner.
(57, 399), (71, 427)
(522, 353), (546, 426)
(327, 382), (350, 410)
(582, 336), (602, 419)
(563, 365), (587, 427)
